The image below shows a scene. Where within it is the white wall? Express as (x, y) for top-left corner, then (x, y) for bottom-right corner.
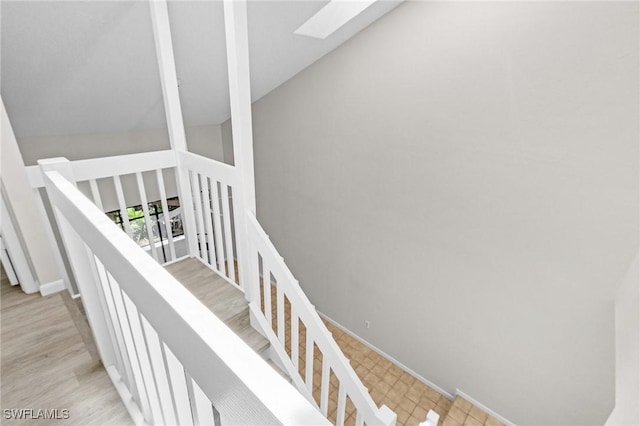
(606, 255), (640, 426)
(249, 2), (639, 425)
(18, 123), (224, 166)
(1, 99), (61, 293)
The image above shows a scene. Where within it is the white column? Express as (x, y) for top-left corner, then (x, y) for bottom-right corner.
(223, 0), (258, 303)
(1, 98), (60, 294)
(149, 0), (198, 257)
(223, 0), (256, 215)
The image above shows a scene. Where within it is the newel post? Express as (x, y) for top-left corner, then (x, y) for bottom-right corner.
(223, 0), (260, 305)
(39, 158), (116, 368)
(149, 0), (199, 258)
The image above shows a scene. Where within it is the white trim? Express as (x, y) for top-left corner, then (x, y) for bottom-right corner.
(454, 389), (516, 426)
(0, 236), (19, 285)
(318, 311), (455, 400)
(0, 193), (39, 294)
(161, 254), (190, 267)
(39, 279), (66, 296)
(105, 365), (146, 426)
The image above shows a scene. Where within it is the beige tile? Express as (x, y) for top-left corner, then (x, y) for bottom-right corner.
(399, 397), (418, 413)
(406, 387), (423, 403)
(468, 405), (488, 423)
(382, 373), (399, 387)
(387, 388), (405, 404)
(370, 389), (385, 405)
(361, 357), (376, 369)
(417, 396), (437, 412)
(463, 415), (483, 426)
(412, 404), (429, 421)
(485, 415), (506, 426)
(455, 397), (473, 413)
(432, 404), (449, 419)
(442, 417), (462, 426)
(399, 372), (416, 385)
(436, 397), (453, 412)
(396, 408), (412, 424)
(395, 380), (410, 394)
(407, 415), (423, 426)
(374, 380), (392, 395)
(424, 386), (443, 402)
(448, 406), (468, 424)
(372, 363), (388, 377)
(388, 365), (404, 377)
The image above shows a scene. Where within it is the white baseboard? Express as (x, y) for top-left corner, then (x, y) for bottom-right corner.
(455, 389), (516, 426)
(318, 311), (455, 400)
(39, 279), (65, 296)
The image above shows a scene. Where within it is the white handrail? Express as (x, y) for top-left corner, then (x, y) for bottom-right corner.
(26, 150), (177, 189)
(246, 213), (397, 426)
(42, 167), (327, 425)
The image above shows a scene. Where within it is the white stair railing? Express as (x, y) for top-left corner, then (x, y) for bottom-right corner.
(25, 150), (188, 295)
(178, 151), (243, 288)
(245, 214), (397, 426)
(40, 159), (327, 426)
(178, 150), (396, 425)
(30, 149), (397, 425)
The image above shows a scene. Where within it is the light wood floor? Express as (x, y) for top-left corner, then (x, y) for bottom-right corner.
(0, 269), (132, 425)
(164, 257), (269, 354)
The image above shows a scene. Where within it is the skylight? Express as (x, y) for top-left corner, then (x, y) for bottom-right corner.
(294, 0), (377, 40)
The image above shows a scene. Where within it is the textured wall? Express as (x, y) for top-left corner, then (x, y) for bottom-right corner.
(249, 2), (639, 424)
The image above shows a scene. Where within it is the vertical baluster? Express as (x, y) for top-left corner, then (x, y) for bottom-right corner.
(88, 179), (104, 211)
(262, 261), (272, 327)
(93, 258), (136, 394)
(113, 175), (133, 238)
(105, 273), (153, 423)
(355, 411), (364, 426)
(156, 169), (176, 261)
(320, 358), (330, 415)
(276, 283), (285, 344)
(122, 293), (165, 425)
(200, 176), (216, 267)
(190, 171), (207, 261)
(162, 344), (194, 425)
(90, 256), (127, 386)
(220, 184), (236, 283)
(305, 334), (314, 391)
(210, 181), (226, 273)
(336, 385), (347, 426)
(139, 315), (178, 425)
(291, 307), (299, 370)
(185, 373), (216, 426)
(136, 172), (159, 262)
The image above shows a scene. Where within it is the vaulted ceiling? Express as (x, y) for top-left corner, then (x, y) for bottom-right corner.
(1, 0), (401, 138)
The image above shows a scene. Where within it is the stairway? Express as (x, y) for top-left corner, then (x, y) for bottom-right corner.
(164, 258), (506, 426)
(164, 257), (270, 355)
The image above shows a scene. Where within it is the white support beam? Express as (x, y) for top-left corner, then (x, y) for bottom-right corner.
(149, 0), (198, 257)
(223, 0), (257, 215)
(223, 0), (258, 303)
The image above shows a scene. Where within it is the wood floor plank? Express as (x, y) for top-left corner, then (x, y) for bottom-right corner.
(165, 257), (270, 353)
(1, 268), (132, 425)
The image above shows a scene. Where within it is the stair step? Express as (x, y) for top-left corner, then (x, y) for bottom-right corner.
(266, 359), (290, 381)
(164, 258), (269, 354)
(226, 307), (270, 354)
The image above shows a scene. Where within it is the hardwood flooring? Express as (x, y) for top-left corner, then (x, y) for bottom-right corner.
(164, 257), (269, 354)
(1, 269), (132, 425)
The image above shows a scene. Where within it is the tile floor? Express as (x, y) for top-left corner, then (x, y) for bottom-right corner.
(261, 283), (505, 426)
